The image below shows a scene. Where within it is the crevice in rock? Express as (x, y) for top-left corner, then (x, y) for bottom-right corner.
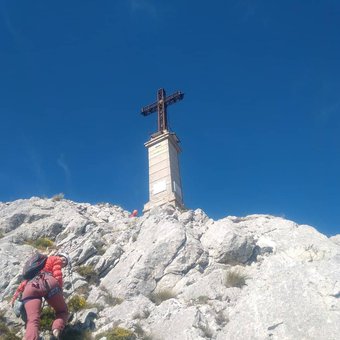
(267, 321), (283, 330)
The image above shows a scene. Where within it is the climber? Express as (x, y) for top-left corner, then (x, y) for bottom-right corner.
(129, 209), (138, 217)
(11, 253), (70, 340)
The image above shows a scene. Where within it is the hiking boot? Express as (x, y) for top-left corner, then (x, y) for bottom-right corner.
(52, 329), (60, 339)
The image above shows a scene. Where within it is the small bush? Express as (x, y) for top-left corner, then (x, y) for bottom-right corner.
(132, 309), (150, 320)
(76, 265), (99, 285)
(67, 295), (88, 313)
(0, 310), (6, 321)
(95, 327), (136, 340)
(133, 325), (156, 340)
(196, 295), (210, 305)
(0, 310), (21, 339)
(51, 193), (64, 201)
(101, 286), (123, 306)
(0, 331), (21, 340)
(0, 320), (8, 334)
(95, 243), (106, 255)
(149, 289), (176, 306)
(40, 306), (55, 331)
(0, 314), (20, 340)
(26, 237), (54, 251)
(75, 285), (91, 298)
(0, 231), (4, 239)
(104, 294), (123, 306)
(225, 269), (247, 288)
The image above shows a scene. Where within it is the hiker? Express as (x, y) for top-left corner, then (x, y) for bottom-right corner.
(11, 253), (70, 340)
(129, 209), (138, 217)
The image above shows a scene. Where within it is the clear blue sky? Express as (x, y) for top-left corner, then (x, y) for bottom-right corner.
(0, 1), (339, 236)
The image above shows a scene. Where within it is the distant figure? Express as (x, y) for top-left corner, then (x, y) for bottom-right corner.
(11, 253), (70, 340)
(129, 209), (138, 217)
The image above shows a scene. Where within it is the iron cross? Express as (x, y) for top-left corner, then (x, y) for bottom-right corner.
(141, 88), (184, 133)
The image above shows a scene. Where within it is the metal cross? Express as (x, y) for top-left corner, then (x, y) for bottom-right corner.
(141, 88), (184, 133)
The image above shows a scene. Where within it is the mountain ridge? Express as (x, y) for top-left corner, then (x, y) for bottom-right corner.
(0, 197), (339, 339)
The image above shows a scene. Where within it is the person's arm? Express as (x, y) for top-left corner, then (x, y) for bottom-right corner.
(10, 281), (27, 306)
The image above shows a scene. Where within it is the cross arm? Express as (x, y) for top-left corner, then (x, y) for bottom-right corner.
(164, 91), (184, 106)
(141, 91), (184, 116)
(141, 102), (158, 116)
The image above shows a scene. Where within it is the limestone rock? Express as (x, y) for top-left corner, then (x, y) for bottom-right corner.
(146, 299), (210, 340)
(0, 198), (339, 340)
(330, 234), (340, 246)
(200, 219), (256, 264)
(101, 219), (187, 297)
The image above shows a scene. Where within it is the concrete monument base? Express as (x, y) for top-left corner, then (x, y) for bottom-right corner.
(143, 130), (184, 212)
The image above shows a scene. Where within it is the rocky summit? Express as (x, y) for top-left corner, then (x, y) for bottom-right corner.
(0, 197), (339, 340)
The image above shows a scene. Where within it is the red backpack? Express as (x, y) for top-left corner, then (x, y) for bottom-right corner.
(22, 253), (48, 280)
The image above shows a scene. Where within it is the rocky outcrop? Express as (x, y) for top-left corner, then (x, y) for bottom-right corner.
(0, 198), (339, 339)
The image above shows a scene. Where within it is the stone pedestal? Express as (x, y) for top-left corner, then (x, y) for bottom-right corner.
(143, 130), (184, 212)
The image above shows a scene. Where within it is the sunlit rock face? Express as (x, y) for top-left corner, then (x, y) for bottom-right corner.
(1, 198), (339, 340)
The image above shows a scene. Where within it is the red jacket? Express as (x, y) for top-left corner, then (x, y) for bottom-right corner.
(11, 255), (64, 304)
(43, 256), (64, 288)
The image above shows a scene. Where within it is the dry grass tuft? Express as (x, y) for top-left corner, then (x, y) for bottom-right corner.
(225, 269), (248, 288)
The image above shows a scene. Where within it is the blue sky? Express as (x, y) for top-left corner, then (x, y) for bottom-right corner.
(0, 1), (339, 236)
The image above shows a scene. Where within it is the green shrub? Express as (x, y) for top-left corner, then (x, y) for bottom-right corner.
(0, 321), (7, 334)
(75, 285), (91, 298)
(0, 310), (21, 339)
(0, 320), (9, 336)
(101, 286), (123, 306)
(132, 309), (150, 320)
(196, 295), (210, 304)
(95, 243), (106, 255)
(68, 295), (88, 313)
(0, 231), (4, 239)
(225, 269), (247, 288)
(76, 265), (99, 285)
(40, 306), (55, 331)
(0, 331), (21, 340)
(132, 323), (154, 339)
(25, 237), (54, 251)
(105, 295), (123, 306)
(95, 327), (136, 340)
(0, 310), (6, 322)
(149, 289), (176, 306)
